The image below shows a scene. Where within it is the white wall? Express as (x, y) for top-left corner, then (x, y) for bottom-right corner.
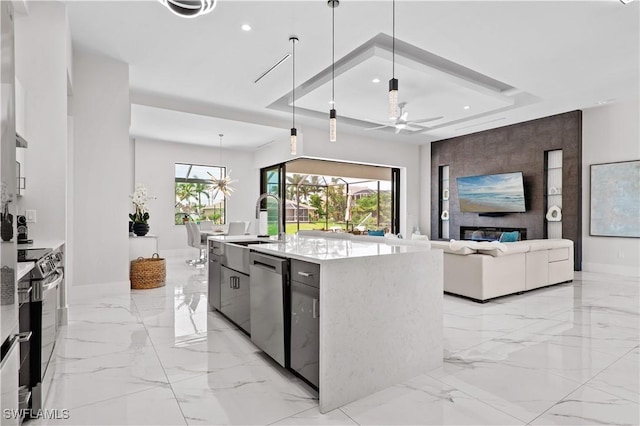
(72, 50), (130, 285)
(14, 2), (67, 241)
(253, 126), (423, 237)
(582, 100), (640, 277)
(134, 138), (258, 251)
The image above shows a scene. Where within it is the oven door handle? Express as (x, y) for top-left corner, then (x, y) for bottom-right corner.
(43, 270), (64, 292)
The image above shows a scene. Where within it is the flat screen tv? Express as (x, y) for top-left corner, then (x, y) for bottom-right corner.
(456, 172), (526, 213)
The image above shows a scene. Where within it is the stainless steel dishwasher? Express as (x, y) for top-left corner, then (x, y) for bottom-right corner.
(249, 252), (289, 368)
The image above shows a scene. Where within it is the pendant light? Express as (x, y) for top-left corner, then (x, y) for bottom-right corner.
(208, 133), (235, 198)
(388, 0), (399, 119)
(328, 0), (339, 142)
(290, 36), (299, 155)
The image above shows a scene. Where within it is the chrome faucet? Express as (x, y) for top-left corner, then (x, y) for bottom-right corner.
(255, 193), (286, 240)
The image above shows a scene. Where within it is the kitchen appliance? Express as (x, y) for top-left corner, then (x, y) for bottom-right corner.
(18, 249), (63, 418)
(17, 247), (50, 263)
(290, 259), (320, 389)
(249, 252), (289, 368)
(16, 215), (31, 244)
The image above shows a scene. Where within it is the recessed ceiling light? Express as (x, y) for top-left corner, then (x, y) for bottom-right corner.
(372, 78), (380, 83)
(463, 105), (470, 110)
(595, 98), (616, 105)
(241, 24), (252, 31)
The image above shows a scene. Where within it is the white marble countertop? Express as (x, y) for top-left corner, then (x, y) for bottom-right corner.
(17, 261), (35, 280)
(17, 239), (65, 251)
(247, 235), (430, 264)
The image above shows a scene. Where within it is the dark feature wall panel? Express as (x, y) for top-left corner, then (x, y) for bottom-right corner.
(431, 110), (582, 270)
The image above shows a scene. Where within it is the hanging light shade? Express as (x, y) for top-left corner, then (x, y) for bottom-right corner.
(388, 0), (398, 119)
(290, 36), (299, 155)
(207, 133), (236, 198)
(159, 0), (217, 18)
(328, 0), (339, 142)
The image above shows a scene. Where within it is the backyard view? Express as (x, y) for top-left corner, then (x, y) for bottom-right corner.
(174, 163), (227, 225)
(280, 173), (393, 235)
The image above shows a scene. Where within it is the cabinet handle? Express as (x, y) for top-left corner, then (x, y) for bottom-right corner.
(312, 298), (319, 319)
(298, 271), (313, 277)
(18, 331), (32, 342)
(236, 277), (240, 289)
(230, 276), (233, 288)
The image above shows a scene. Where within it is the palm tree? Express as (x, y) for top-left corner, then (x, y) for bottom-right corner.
(176, 183), (198, 212)
(193, 182), (211, 214)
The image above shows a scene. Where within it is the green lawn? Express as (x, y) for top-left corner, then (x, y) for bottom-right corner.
(267, 221), (345, 235)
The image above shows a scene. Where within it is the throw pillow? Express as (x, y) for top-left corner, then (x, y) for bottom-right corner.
(368, 230), (385, 237)
(499, 231), (519, 243)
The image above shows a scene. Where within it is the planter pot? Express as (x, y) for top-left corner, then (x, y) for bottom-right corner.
(1, 213), (13, 242)
(129, 221), (134, 234)
(133, 223), (149, 237)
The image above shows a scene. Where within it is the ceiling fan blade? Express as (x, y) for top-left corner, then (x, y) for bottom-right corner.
(410, 116), (444, 124)
(400, 111), (409, 122)
(365, 125), (390, 131)
(395, 126), (402, 134)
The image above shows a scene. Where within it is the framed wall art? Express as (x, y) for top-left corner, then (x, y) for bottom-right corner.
(590, 160), (640, 238)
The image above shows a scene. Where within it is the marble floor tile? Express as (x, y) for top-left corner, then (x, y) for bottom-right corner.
(432, 357), (584, 423)
(52, 322), (153, 362)
(530, 384), (640, 425)
(153, 327), (262, 384)
(44, 345), (169, 410)
(30, 386), (186, 425)
(587, 347), (640, 404)
(38, 255), (637, 426)
(170, 359), (317, 425)
(341, 373), (524, 425)
(270, 407), (357, 425)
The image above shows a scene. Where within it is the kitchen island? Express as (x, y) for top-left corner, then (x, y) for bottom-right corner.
(208, 234), (443, 413)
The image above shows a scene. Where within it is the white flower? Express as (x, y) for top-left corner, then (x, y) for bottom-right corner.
(0, 181), (12, 207)
(130, 183), (156, 213)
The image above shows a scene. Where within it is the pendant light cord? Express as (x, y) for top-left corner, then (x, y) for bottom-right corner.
(219, 134), (223, 179)
(332, 4), (335, 104)
(392, 0), (395, 78)
(292, 38), (296, 129)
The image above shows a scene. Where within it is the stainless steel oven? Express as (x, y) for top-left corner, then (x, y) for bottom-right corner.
(18, 250), (62, 418)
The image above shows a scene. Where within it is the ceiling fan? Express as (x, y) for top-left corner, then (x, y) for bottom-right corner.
(365, 102), (443, 134)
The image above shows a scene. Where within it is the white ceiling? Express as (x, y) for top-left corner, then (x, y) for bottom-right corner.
(66, 0), (639, 148)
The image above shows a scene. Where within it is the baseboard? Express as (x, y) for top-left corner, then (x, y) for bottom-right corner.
(582, 262), (640, 278)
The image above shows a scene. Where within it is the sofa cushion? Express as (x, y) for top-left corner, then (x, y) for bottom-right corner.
(448, 240), (479, 255)
(499, 231), (520, 242)
(475, 241), (513, 257)
(528, 239), (573, 251)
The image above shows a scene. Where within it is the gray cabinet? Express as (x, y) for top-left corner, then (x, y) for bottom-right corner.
(220, 265), (250, 334)
(290, 259), (320, 389)
(208, 252), (221, 311)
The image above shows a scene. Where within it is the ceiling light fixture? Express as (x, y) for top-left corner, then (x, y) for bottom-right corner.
(372, 78), (381, 83)
(241, 24), (252, 31)
(463, 105), (470, 110)
(388, 0), (399, 119)
(329, 0), (339, 142)
(290, 36), (299, 155)
(159, 0), (217, 18)
(208, 133), (236, 198)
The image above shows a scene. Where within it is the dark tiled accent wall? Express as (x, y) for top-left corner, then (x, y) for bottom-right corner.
(431, 110), (582, 270)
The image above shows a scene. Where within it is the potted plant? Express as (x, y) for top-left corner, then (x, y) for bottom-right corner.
(0, 181), (12, 242)
(129, 183), (155, 236)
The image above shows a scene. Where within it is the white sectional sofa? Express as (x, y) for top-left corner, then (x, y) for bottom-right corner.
(430, 239), (574, 302)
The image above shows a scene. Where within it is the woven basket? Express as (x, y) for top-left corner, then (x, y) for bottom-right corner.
(130, 253), (166, 289)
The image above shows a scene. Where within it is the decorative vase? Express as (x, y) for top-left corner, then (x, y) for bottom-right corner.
(1, 203), (12, 242)
(133, 223), (149, 237)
